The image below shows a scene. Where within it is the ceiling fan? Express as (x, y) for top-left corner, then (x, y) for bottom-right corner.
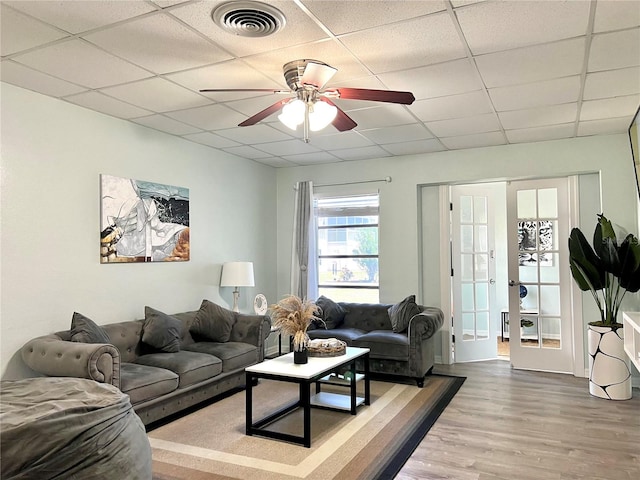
(200, 59), (415, 142)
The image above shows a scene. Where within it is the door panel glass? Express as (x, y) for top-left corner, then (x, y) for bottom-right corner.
(474, 197), (487, 223)
(520, 284), (538, 312)
(462, 313), (475, 340)
(517, 189), (536, 217)
(475, 283), (488, 310)
(476, 311), (489, 339)
(460, 196), (473, 223)
(538, 220), (557, 251)
(538, 188), (558, 218)
(476, 225), (488, 251)
(461, 225), (473, 252)
(541, 317), (561, 349)
(475, 254), (488, 280)
(521, 314), (539, 347)
(461, 283), (474, 310)
(540, 285), (560, 315)
(519, 264), (538, 283)
(461, 254), (474, 281)
(540, 253), (560, 283)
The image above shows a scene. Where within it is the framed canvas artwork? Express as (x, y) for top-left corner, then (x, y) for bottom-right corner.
(100, 174), (190, 263)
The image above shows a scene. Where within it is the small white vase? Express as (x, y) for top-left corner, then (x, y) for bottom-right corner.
(588, 325), (632, 400)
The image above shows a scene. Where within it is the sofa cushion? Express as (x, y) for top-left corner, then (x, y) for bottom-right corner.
(183, 342), (257, 372)
(134, 351), (222, 388)
(70, 312), (111, 344)
(353, 330), (409, 361)
(142, 307), (182, 353)
(120, 363), (179, 405)
(388, 295), (421, 333)
(315, 296), (346, 329)
(307, 327), (367, 345)
(190, 300), (236, 343)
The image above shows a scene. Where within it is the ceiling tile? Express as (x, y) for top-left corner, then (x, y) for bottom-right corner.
(593, 1), (640, 32)
(578, 117), (633, 137)
(378, 59), (483, 100)
(476, 38), (586, 88)
(589, 28), (640, 73)
(0, 60), (87, 97)
(360, 124), (433, 144)
(166, 60), (283, 101)
(410, 91), (493, 122)
(330, 145), (392, 161)
(456, 0), (590, 55)
(181, 132), (241, 149)
(4, 0), (156, 34)
(281, 152), (340, 165)
(583, 67), (640, 100)
(382, 138), (446, 156)
(252, 139), (321, 156)
(304, 0), (446, 35)
(488, 76), (581, 112)
(215, 125), (293, 144)
(426, 113), (500, 137)
(580, 95), (640, 121)
(165, 104), (248, 130)
(299, 131), (373, 150)
(65, 91), (152, 119)
(12, 39), (152, 89)
(84, 13), (231, 74)
(223, 145), (278, 159)
(99, 77), (211, 112)
(170, 1), (329, 58)
(347, 105), (419, 130)
(499, 103), (578, 130)
(0, 4), (68, 56)
(505, 123), (575, 144)
(132, 114), (202, 135)
(339, 12), (466, 73)
(440, 131), (506, 149)
(252, 157), (297, 168)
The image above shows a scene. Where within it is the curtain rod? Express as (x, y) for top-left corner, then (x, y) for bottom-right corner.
(294, 177), (392, 189)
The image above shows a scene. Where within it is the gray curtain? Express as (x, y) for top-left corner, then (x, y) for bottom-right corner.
(291, 181), (315, 299)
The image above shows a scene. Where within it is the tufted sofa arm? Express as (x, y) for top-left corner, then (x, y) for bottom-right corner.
(408, 307), (444, 341)
(21, 335), (121, 389)
(229, 314), (271, 361)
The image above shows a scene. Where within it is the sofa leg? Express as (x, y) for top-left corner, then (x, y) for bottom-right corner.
(416, 378), (424, 388)
(427, 366), (434, 375)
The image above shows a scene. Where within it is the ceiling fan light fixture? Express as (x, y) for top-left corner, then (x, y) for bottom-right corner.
(309, 100), (337, 132)
(278, 99), (305, 130)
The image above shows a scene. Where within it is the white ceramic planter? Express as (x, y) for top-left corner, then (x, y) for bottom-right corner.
(588, 325), (632, 400)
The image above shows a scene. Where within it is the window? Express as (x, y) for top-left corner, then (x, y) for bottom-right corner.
(315, 194), (379, 302)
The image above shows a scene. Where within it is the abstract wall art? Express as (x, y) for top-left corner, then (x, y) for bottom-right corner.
(100, 174), (190, 263)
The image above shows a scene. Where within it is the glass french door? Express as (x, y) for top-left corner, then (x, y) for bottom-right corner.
(451, 185), (497, 362)
(506, 178), (573, 373)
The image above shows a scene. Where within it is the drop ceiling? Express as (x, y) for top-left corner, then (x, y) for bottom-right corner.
(1, 0), (639, 168)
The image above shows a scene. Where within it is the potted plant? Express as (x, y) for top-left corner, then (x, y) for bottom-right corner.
(568, 214), (640, 400)
(269, 295), (321, 364)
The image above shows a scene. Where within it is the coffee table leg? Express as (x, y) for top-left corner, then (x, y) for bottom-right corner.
(300, 381), (311, 447)
(246, 372), (253, 435)
(350, 360), (357, 414)
(364, 352), (370, 405)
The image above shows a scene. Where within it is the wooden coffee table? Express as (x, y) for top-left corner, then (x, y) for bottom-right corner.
(245, 346), (370, 447)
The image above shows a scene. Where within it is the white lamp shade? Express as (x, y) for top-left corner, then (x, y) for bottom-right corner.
(278, 99), (305, 130)
(309, 100), (337, 131)
(220, 262), (255, 287)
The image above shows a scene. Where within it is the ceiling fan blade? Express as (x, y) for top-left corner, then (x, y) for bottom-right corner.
(327, 87), (415, 105)
(199, 88), (290, 94)
(300, 61), (337, 89)
(323, 98), (357, 131)
(238, 98), (291, 127)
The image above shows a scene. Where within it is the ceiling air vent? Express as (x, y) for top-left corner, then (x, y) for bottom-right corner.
(212, 1), (286, 38)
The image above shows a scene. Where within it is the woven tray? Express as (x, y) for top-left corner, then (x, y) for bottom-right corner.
(308, 338), (346, 357)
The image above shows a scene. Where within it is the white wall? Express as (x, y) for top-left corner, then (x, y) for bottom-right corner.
(0, 83), (277, 379)
(276, 133), (640, 368)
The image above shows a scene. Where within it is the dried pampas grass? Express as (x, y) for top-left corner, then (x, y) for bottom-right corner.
(269, 295), (322, 352)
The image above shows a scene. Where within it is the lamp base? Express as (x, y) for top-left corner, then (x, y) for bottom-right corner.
(232, 289), (240, 313)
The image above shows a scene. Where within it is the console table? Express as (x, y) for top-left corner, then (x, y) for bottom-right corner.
(622, 311), (640, 371)
(501, 309), (539, 342)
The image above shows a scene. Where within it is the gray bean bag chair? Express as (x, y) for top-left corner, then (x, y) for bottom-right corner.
(1, 377), (151, 479)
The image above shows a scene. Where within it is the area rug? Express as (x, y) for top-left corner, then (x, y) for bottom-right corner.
(149, 374), (464, 480)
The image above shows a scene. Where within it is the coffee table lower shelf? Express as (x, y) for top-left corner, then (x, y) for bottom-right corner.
(310, 391), (366, 411)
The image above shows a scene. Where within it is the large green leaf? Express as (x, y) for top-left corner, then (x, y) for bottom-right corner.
(619, 234), (640, 292)
(568, 227), (604, 291)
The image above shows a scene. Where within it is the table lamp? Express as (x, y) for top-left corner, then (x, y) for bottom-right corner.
(220, 262), (255, 312)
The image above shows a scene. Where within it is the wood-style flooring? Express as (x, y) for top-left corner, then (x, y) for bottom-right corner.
(397, 360), (640, 480)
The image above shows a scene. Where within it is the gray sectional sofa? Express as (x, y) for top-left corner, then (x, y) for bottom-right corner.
(308, 296), (443, 387)
(21, 301), (270, 425)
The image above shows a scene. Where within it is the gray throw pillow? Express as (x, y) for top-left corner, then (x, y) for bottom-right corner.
(70, 312), (111, 344)
(142, 307), (182, 353)
(190, 299), (235, 342)
(388, 295), (421, 333)
(316, 296), (346, 329)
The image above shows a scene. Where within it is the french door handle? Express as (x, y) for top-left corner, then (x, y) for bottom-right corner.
(508, 280), (521, 287)
(489, 278), (496, 285)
